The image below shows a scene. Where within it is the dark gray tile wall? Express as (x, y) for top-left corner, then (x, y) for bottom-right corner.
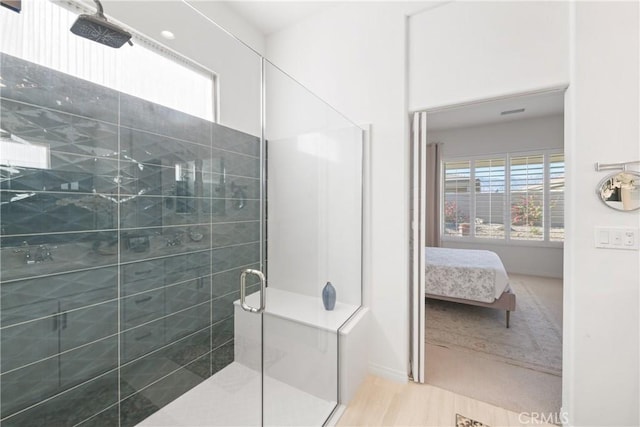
(0, 53), (261, 426)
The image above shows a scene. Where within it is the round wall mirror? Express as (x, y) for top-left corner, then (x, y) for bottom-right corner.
(597, 171), (640, 211)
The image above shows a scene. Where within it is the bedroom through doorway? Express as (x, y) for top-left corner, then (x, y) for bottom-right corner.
(411, 89), (565, 419)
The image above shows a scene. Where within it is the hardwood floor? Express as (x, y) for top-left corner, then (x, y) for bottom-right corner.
(337, 375), (555, 427)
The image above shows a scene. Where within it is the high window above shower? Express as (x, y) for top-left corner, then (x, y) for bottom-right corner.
(0, 0), (216, 121)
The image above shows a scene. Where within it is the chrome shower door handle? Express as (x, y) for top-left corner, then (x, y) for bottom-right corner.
(240, 269), (266, 313)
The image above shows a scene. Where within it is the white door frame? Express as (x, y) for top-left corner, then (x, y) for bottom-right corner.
(409, 111), (427, 383)
(409, 86), (568, 386)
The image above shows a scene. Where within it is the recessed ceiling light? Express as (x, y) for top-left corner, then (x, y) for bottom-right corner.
(161, 30), (175, 40)
(500, 108), (525, 116)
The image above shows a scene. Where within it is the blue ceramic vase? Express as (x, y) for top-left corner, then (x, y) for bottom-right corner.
(322, 282), (336, 311)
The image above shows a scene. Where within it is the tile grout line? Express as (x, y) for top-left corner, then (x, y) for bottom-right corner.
(1, 240), (261, 284)
(0, 219), (260, 240)
(117, 91), (123, 427)
(0, 367), (119, 424)
(0, 98), (261, 160)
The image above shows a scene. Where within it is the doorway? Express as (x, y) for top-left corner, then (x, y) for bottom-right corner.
(410, 89), (565, 417)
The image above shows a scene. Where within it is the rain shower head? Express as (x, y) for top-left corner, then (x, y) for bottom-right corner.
(70, 0), (132, 48)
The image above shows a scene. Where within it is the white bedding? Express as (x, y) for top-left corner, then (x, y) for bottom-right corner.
(425, 247), (510, 303)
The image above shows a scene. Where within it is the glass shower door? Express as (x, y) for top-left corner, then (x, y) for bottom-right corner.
(1, 1), (364, 425)
(0, 1), (266, 425)
(262, 61), (364, 426)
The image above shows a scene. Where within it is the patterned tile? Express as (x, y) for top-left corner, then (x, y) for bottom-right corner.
(164, 250), (212, 285)
(120, 328), (210, 399)
(120, 317), (166, 364)
(120, 258), (166, 295)
(0, 167), (95, 193)
(211, 148), (260, 178)
(1, 266), (117, 326)
(165, 276), (211, 315)
(1, 301), (118, 372)
(0, 54), (271, 426)
(212, 241), (261, 273)
(0, 233), (118, 281)
(121, 287), (166, 330)
(212, 122), (260, 157)
(212, 221), (260, 248)
(211, 340), (234, 375)
(118, 227), (213, 265)
(75, 405), (119, 427)
(164, 302), (210, 344)
(119, 93), (211, 145)
(119, 127), (212, 167)
(0, 52), (119, 123)
(212, 291), (238, 324)
(2, 370), (119, 427)
(118, 160), (169, 197)
(209, 173), (261, 200)
(1, 99), (119, 156)
(212, 263), (260, 299)
(0, 191), (118, 235)
(210, 199), (261, 223)
(212, 317), (234, 349)
(1, 355), (64, 417)
(119, 357), (209, 427)
(59, 336), (119, 387)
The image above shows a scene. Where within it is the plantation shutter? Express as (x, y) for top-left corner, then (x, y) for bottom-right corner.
(474, 158), (506, 239)
(443, 161), (471, 236)
(510, 155), (545, 240)
(549, 153), (565, 241)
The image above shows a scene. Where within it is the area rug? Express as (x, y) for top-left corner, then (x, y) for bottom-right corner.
(426, 278), (562, 376)
(456, 414), (489, 427)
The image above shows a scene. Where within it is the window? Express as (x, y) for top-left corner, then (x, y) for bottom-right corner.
(549, 153), (565, 242)
(443, 160), (472, 236)
(442, 151), (564, 244)
(0, 0), (215, 121)
(475, 158), (506, 239)
(510, 154), (544, 240)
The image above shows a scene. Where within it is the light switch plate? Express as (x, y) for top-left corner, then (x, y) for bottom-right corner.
(595, 227), (639, 250)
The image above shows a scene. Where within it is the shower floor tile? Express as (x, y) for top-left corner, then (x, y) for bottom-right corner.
(136, 362), (336, 426)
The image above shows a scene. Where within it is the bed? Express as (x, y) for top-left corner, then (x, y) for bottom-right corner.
(425, 247), (516, 328)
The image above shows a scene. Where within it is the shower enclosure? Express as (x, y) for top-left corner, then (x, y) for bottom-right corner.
(0, 1), (363, 426)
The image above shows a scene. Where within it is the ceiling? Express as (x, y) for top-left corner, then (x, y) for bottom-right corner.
(426, 91), (565, 131)
(222, 1), (342, 35)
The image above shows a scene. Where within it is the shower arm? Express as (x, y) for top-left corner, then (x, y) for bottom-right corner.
(92, 0), (105, 18)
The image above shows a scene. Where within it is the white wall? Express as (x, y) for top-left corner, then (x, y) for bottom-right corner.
(183, 0), (266, 55)
(267, 128), (363, 305)
(264, 61), (363, 305)
(409, 1), (569, 111)
(430, 115), (564, 278)
(430, 114), (564, 157)
(267, 2), (414, 382)
(564, 2), (639, 425)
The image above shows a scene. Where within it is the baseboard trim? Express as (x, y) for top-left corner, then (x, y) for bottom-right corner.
(325, 404), (346, 427)
(369, 362), (409, 383)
